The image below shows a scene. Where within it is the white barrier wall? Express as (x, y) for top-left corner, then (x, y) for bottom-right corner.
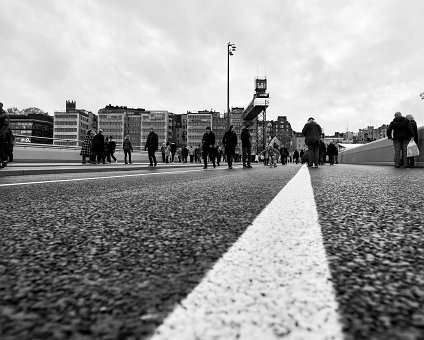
(339, 126), (423, 167)
(13, 147), (151, 163)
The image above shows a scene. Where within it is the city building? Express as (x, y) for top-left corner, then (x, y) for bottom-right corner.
(186, 110), (214, 148)
(54, 101), (97, 146)
(9, 108), (54, 144)
(174, 114), (187, 147)
(98, 105), (145, 150)
(275, 116), (293, 148)
(292, 132), (306, 152)
(140, 110), (174, 148)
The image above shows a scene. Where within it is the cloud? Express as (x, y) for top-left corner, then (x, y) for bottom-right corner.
(1, 0), (423, 134)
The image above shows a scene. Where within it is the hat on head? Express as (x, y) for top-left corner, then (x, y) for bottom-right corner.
(394, 112), (402, 117)
(206, 126), (211, 130)
(99, 129), (103, 133)
(308, 117), (314, 121)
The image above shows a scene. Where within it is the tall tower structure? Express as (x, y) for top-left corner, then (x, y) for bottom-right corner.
(242, 77), (269, 153)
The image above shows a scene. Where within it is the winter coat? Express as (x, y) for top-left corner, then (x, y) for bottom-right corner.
(240, 128), (251, 148)
(326, 143), (338, 156)
(0, 110), (9, 138)
(109, 140), (116, 152)
(123, 139), (133, 151)
(80, 134), (93, 157)
(181, 146), (189, 157)
(222, 130), (237, 155)
(145, 131), (159, 151)
(202, 131), (216, 151)
(302, 120), (322, 145)
(92, 133), (105, 151)
(387, 117), (413, 141)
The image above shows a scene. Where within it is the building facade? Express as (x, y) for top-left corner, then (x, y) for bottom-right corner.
(54, 101), (97, 146)
(9, 111), (54, 144)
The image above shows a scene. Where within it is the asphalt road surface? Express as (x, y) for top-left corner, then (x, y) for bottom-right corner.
(1, 164), (423, 340)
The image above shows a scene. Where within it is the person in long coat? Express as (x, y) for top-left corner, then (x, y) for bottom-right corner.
(92, 129), (105, 164)
(222, 125), (238, 169)
(80, 130), (94, 164)
(145, 128), (159, 166)
(302, 117), (322, 168)
(201, 126), (216, 169)
(326, 141), (338, 165)
(406, 114), (419, 168)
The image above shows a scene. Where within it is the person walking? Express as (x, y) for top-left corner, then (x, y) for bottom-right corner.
(123, 135), (134, 164)
(215, 145), (223, 166)
(189, 146), (195, 163)
(161, 142), (167, 163)
(80, 130), (94, 164)
(181, 145), (188, 163)
(5, 127), (14, 163)
(145, 127), (158, 166)
(241, 124), (252, 168)
(302, 117), (322, 168)
(293, 149), (300, 164)
(170, 142), (177, 163)
(326, 141), (338, 165)
(222, 125), (238, 169)
(104, 136), (110, 163)
(0, 102), (9, 168)
(92, 129), (105, 164)
(201, 126), (216, 169)
(406, 114), (419, 168)
(387, 112), (413, 168)
(109, 136), (117, 162)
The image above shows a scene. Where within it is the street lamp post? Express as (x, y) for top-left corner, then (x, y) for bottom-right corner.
(227, 42), (236, 128)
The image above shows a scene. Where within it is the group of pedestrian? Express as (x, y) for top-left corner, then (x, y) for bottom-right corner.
(80, 129), (118, 164)
(387, 112), (418, 168)
(0, 102), (14, 168)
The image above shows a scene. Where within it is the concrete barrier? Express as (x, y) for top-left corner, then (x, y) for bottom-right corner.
(339, 126), (423, 167)
(13, 146), (151, 163)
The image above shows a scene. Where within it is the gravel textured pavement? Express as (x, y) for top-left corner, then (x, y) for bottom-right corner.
(1, 164), (301, 339)
(310, 164), (424, 340)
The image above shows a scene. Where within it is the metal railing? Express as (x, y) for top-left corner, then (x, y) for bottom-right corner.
(13, 135), (145, 151)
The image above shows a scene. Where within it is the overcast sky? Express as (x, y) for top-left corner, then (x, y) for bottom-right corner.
(1, 0), (423, 134)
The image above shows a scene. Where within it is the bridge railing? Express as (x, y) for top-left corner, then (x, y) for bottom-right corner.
(339, 126), (423, 167)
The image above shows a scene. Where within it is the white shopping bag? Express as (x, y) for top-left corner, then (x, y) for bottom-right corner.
(407, 140), (420, 157)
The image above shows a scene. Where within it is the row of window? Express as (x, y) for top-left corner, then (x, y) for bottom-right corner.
(54, 128), (78, 132)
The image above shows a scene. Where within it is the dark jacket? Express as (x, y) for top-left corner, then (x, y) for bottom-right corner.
(92, 133), (105, 151)
(240, 128), (251, 148)
(0, 110), (9, 137)
(123, 139), (133, 151)
(327, 143), (338, 156)
(109, 140), (116, 152)
(302, 120), (322, 145)
(145, 131), (159, 151)
(202, 131), (216, 151)
(387, 117), (413, 141)
(222, 130), (237, 155)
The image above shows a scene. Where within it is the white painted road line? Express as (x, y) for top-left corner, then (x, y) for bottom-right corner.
(150, 165), (343, 340)
(0, 168), (208, 187)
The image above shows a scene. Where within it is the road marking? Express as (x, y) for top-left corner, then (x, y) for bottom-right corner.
(150, 165), (343, 340)
(0, 168), (209, 187)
